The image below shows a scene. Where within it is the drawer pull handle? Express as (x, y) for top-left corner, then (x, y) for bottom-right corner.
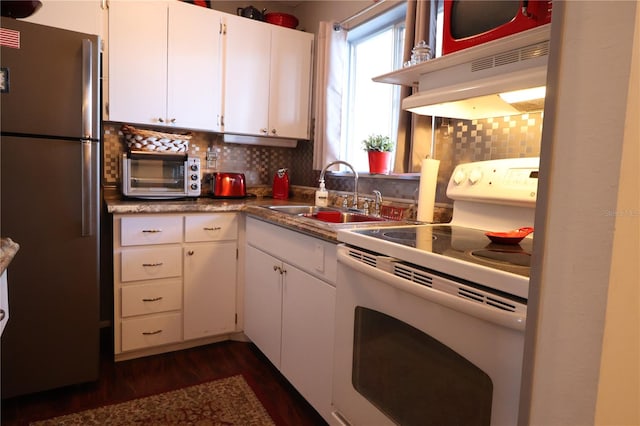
(142, 297), (163, 302)
(142, 262), (163, 267)
(203, 226), (221, 231)
(142, 330), (162, 336)
(142, 229), (162, 233)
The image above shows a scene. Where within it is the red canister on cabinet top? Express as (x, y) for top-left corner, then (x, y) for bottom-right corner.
(272, 168), (289, 199)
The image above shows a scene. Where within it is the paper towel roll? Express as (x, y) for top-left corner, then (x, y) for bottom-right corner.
(417, 158), (440, 223)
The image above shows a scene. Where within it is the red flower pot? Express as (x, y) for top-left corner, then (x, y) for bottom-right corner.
(367, 151), (392, 174)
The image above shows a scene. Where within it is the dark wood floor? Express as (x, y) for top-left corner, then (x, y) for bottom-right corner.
(1, 331), (328, 425)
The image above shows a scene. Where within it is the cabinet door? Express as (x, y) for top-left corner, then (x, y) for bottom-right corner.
(281, 264), (336, 421)
(222, 15), (271, 136)
(244, 245), (282, 368)
(183, 242), (237, 340)
(167, 2), (222, 131)
(108, 1), (168, 125)
(269, 27), (314, 139)
(23, 0), (104, 37)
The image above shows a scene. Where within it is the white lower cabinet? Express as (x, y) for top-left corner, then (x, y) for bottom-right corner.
(113, 213), (238, 360)
(245, 217), (336, 422)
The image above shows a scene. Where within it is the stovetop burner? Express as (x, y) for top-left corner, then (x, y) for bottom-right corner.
(351, 225), (533, 277)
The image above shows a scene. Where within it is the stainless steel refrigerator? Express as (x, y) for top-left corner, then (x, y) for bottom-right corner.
(0, 18), (100, 398)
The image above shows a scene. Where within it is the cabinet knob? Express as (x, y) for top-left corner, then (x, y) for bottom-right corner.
(170, 118), (176, 124)
(0, 309), (5, 321)
(187, 250), (195, 256)
(260, 128), (268, 134)
(157, 117), (164, 123)
(271, 128), (277, 135)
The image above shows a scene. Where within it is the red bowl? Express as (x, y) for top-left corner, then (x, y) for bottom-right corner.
(265, 12), (299, 29)
(485, 227), (534, 245)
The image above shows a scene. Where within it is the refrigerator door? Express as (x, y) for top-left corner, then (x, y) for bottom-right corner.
(0, 17), (100, 140)
(0, 135), (100, 398)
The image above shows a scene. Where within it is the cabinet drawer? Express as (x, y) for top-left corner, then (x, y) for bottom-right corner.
(120, 216), (183, 246)
(121, 279), (182, 317)
(121, 313), (182, 352)
(185, 214), (237, 242)
(120, 246), (182, 282)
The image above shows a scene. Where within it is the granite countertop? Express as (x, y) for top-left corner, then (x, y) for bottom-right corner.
(0, 238), (20, 275)
(105, 188), (414, 243)
(105, 190), (347, 242)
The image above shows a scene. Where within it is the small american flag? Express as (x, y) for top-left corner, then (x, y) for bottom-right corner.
(0, 28), (20, 49)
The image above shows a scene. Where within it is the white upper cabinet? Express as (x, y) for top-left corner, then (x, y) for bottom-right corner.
(222, 15), (314, 140)
(108, 1), (222, 132)
(23, 0), (105, 37)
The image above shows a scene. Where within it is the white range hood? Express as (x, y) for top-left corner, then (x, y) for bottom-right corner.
(373, 24), (551, 120)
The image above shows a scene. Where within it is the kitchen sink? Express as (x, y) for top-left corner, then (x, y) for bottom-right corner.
(265, 204), (390, 225)
(266, 205), (341, 216)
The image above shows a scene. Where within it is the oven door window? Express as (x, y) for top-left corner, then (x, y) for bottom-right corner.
(129, 157), (185, 190)
(352, 307), (493, 426)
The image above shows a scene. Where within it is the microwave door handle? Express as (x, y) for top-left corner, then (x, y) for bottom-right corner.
(81, 39), (94, 237)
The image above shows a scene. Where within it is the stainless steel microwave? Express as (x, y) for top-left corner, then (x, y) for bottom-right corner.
(121, 151), (201, 199)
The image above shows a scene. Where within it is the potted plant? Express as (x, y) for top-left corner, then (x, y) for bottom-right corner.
(362, 134), (394, 174)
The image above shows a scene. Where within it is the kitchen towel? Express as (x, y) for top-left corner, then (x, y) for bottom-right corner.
(417, 158), (440, 222)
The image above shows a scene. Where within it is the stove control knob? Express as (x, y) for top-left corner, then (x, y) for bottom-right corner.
(190, 163), (199, 171)
(468, 168), (483, 185)
(453, 169), (467, 185)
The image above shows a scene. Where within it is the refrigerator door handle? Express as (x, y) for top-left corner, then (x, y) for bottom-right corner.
(81, 140), (94, 237)
(81, 39), (95, 237)
(81, 39), (93, 140)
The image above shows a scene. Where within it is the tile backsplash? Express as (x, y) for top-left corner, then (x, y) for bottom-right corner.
(104, 112), (542, 208)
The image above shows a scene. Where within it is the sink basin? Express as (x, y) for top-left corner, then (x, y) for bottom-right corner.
(265, 204), (389, 225)
(266, 205), (341, 215)
(302, 210), (388, 224)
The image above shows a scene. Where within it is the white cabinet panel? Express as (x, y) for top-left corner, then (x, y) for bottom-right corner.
(184, 214), (237, 242)
(183, 242), (237, 340)
(222, 14), (271, 136)
(120, 215), (183, 246)
(244, 245), (283, 368)
(121, 279), (182, 317)
(108, 1), (168, 125)
(166, 1), (222, 131)
(121, 312), (182, 352)
(269, 26), (313, 139)
(120, 246), (182, 282)
(281, 264), (336, 423)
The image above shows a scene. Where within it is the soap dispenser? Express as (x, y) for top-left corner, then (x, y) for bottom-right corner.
(315, 180), (328, 207)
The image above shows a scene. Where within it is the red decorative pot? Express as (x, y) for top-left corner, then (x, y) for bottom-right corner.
(367, 151), (392, 174)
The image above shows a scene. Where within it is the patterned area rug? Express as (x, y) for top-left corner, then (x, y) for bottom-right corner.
(30, 375), (276, 425)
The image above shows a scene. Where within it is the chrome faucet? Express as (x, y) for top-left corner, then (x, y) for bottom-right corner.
(319, 160), (358, 210)
(373, 190), (383, 216)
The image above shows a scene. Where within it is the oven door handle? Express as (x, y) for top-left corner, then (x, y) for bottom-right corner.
(338, 249), (526, 331)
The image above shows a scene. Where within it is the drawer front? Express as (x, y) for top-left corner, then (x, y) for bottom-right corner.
(185, 214), (238, 242)
(121, 246), (182, 282)
(121, 313), (182, 352)
(121, 279), (182, 317)
(120, 216), (183, 246)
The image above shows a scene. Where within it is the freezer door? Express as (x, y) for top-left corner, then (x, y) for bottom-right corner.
(0, 17), (100, 139)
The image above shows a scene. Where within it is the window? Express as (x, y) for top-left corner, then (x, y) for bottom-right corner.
(341, 5), (406, 172)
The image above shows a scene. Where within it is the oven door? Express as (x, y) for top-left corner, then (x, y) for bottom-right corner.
(332, 245), (527, 426)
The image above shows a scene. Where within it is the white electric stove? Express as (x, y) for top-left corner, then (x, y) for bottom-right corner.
(331, 157), (540, 426)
